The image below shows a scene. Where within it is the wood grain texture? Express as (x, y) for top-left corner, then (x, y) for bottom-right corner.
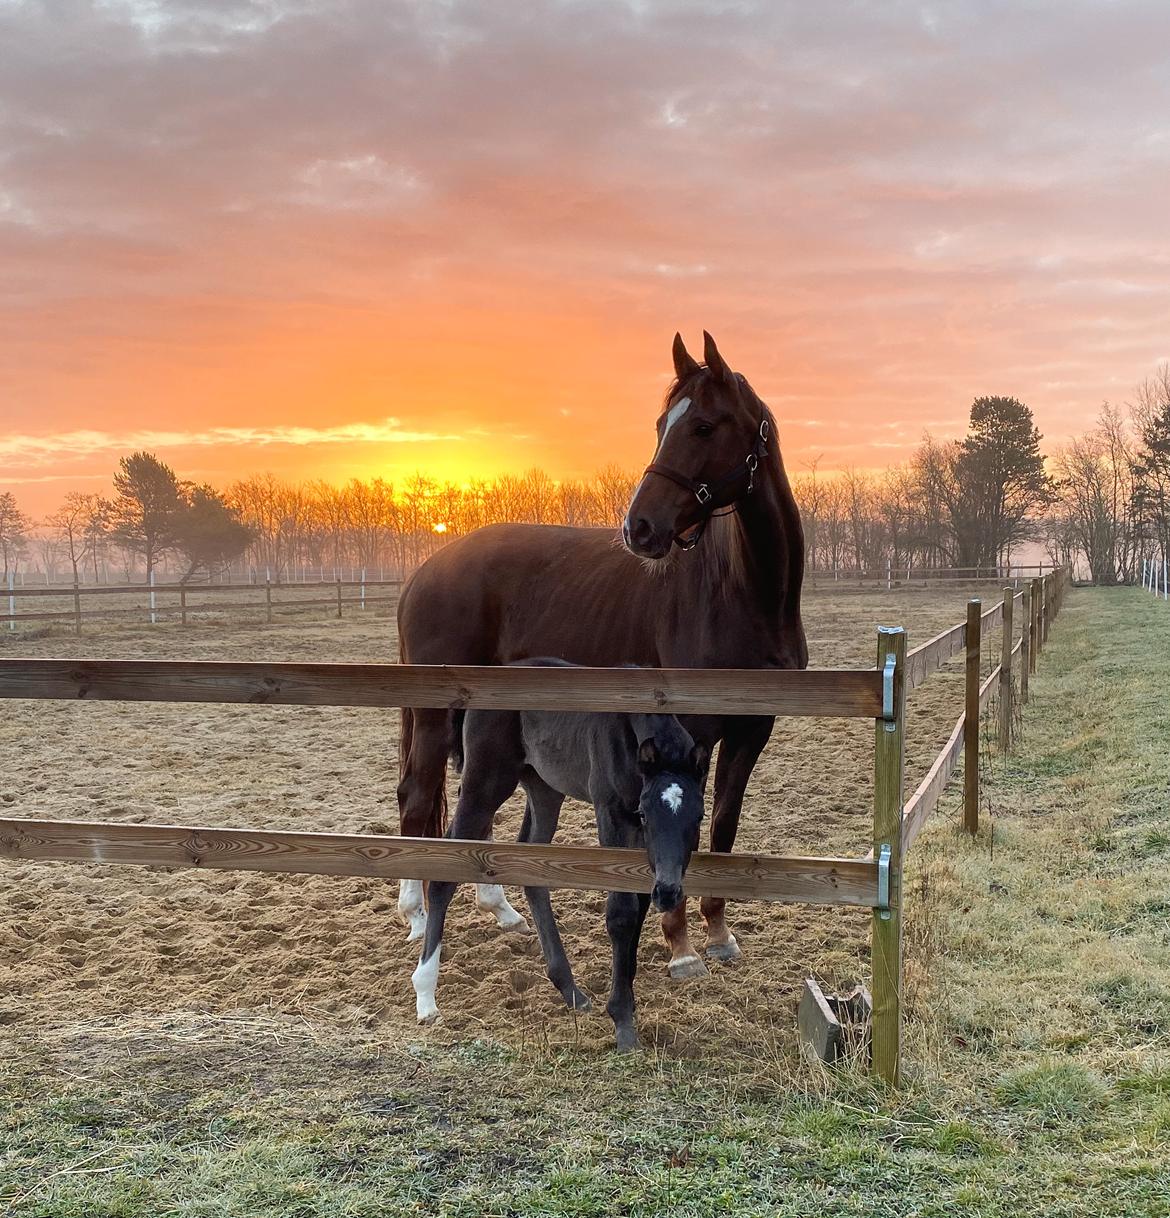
(979, 664), (1001, 714)
(901, 712), (965, 856)
(0, 659), (884, 719)
(0, 818), (878, 907)
(904, 621), (966, 692)
(871, 627), (906, 1086)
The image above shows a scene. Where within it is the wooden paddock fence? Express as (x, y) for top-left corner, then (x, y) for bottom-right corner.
(0, 570), (1070, 1085)
(2, 576), (404, 633)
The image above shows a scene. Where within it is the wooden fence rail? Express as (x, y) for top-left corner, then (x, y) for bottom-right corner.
(0, 567), (1071, 1087)
(1, 578), (405, 633)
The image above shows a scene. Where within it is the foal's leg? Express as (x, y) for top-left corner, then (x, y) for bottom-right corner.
(519, 776), (590, 1012)
(700, 715), (774, 961)
(411, 761), (520, 1024)
(396, 707), (449, 942)
(598, 812), (651, 1050)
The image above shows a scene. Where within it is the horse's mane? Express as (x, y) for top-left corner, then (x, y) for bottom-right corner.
(654, 367), (794, 604)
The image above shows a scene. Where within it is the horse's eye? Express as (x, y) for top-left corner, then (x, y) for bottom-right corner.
(694, 422), (714, 438)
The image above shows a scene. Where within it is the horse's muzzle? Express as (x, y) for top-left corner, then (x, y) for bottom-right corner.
(622, 515), (672, 560)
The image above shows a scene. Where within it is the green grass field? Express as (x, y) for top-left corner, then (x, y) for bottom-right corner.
(2, 588), (1168, 1217)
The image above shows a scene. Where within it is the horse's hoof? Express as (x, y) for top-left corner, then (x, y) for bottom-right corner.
(667, 954), (709, 980)
(498, 913), (532, 935)
(706, 937), (741, 963)
(405, 915), (427, 943)
(416, 1009), (442, 1027)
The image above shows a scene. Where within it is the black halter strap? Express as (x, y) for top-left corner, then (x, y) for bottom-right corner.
(642, 417), (771, 550)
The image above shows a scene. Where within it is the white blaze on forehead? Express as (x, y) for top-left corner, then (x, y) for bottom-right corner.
(660, 782), (684, 813)
(654, 396), (691, 455)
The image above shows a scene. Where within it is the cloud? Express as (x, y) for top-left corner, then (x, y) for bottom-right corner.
(0, 418), (457, 467)
(1, 0), (1169, 507)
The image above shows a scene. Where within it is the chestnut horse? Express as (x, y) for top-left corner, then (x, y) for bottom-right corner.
(396, 331), (807, 978)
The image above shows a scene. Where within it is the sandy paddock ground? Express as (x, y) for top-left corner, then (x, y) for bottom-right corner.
(0, 584), (1009, 1058)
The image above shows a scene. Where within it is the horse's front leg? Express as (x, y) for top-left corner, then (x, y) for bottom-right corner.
(701, 715), (774, 962)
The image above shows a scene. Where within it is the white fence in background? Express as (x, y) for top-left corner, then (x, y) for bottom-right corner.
(1142, 556), (1169, 600)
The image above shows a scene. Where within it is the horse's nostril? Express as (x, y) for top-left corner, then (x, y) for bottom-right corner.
(632, 517), (654, 546)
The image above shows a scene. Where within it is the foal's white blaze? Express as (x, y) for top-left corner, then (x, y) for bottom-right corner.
(660, 782), (684, 813)
(398, 878), (427, 942)
(476, 883), (530, 932)
(412, 945), (441, 1024)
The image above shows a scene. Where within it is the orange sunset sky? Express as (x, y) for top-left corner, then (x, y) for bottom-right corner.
(3, 1), (1169, 514)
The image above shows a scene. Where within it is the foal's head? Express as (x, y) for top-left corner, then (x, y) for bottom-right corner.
(635, 733), (709, 912)
(623, 331), (771, 560)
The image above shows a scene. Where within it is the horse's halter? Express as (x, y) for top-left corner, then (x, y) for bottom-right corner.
(642, 415), (771, 551)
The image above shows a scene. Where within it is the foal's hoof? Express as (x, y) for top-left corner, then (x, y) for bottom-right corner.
(416, 1010), (442, 1027)
(404, 914), (427, 943)
(667, 954), (709, 981)
(565, 988), (592, 1013)
(706, 936), (741, 963)
(614, 1027), (640, 1053)
(498, 913), (533, 935)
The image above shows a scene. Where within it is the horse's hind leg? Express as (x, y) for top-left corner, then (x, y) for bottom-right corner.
(411, 757), (520, 1024)
(396, 707), (449, 941)
(519, 776), (589, 1012)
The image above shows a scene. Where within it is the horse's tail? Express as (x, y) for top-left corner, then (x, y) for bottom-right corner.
(398, 704), (449, 837)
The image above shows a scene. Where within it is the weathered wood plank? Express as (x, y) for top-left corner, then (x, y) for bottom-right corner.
(901, 712), (965, 855)
(980, 599), (1004, 632)
(979, 663), (1001, 713)
(904, 620), (966, 692)
(0, 818), (878, 906)
(0, 659), (884, 718)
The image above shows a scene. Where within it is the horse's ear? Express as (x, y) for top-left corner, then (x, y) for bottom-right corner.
(689, 743), (710, 782)
(637, 739), (661, 773)
(672, 332), (700, 382)
(702, 331), (733, 384)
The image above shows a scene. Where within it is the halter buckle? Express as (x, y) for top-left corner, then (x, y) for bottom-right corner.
(695, 484), (712, 505)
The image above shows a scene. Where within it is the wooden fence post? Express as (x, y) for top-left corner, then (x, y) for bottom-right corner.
(1030, 577), (1041, 672)
(964, 600), (981, 834)
(872, 626), (906, 1086)
(336, 577), (343, 619)
(1041, 575), (1050, 646)
(265, 578), (273, 624)
(998, 588), (1013, 752)
(72, 580), (82, 637)
(180, 587), (187, 628)
(1020, 585), (1031, 705)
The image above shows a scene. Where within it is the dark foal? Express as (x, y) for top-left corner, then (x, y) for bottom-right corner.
(412, 662), (708, 1050)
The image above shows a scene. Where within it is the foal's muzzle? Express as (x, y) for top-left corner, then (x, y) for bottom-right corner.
(651, 881), (684, 913)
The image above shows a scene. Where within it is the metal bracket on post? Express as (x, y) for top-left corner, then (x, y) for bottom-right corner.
(876, 843), (892, 920)
(881, 653), (897, 731)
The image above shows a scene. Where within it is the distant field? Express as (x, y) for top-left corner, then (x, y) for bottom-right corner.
(3, 586), (1166, 1215)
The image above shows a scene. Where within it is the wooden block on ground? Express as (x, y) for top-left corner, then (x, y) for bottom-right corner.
(798, 978), (873, 1065)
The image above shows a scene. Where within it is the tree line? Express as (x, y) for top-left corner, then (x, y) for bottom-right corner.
(3, 366), (1169, 585)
